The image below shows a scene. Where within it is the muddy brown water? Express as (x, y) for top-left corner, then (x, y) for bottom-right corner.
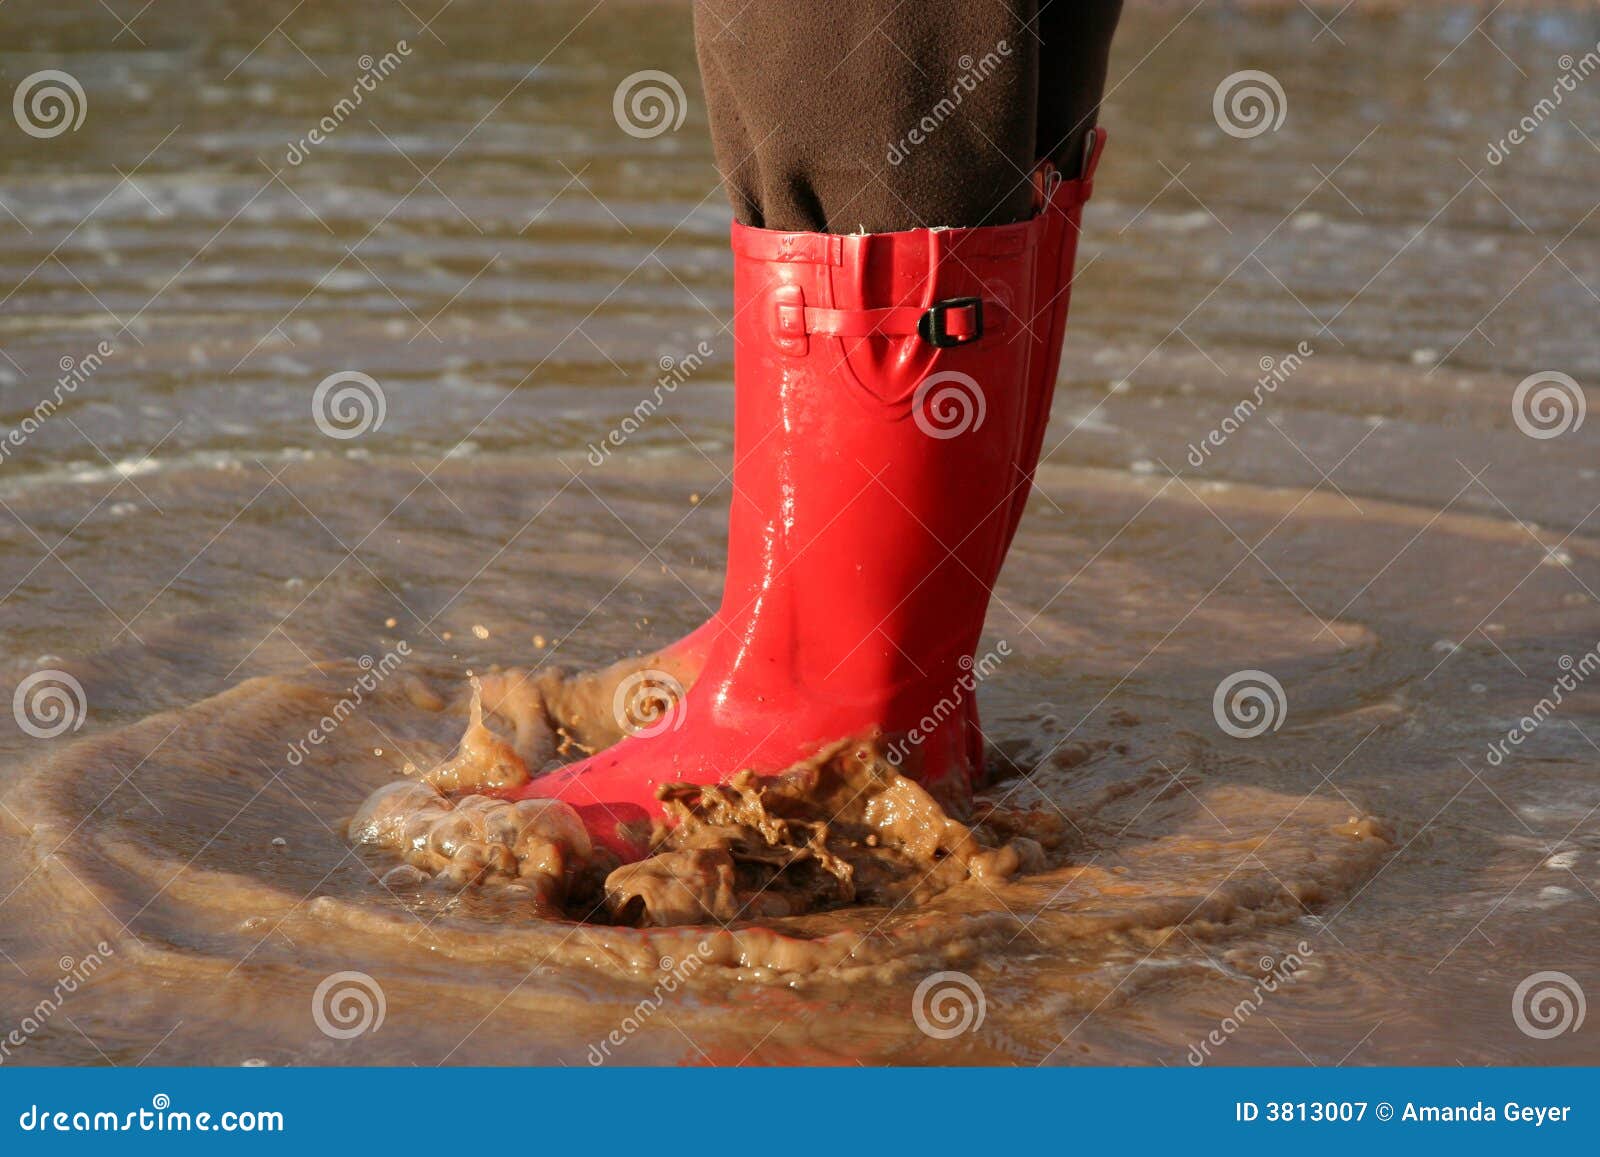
(1, 1), (1598, 1065)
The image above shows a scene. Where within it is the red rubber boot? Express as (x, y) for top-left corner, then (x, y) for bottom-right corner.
(599, 135), (1109, 805)
(511, 214), (1044, 859)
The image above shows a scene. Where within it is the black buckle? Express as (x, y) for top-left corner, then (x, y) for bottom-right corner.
(918, 296), (984, 348)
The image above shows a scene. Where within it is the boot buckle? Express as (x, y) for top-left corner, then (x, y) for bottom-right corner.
(919, 297), (984, 348)
(770, 284), (809, 356)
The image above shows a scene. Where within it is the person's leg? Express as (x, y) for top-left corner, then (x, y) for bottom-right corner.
(1007, 0), (1123, 548)
(695, 0), (1038, 232)
(520, 2), (1122, 859)
(1036, 0), (1123, 177)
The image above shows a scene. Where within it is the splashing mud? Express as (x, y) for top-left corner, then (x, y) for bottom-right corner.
(348, 672), (1050, 926)
(14, 636), (1394, 995)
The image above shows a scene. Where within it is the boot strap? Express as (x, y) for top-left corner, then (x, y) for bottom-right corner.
(775, 294), (999, 350)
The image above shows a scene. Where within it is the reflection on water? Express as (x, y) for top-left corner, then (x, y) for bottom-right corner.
(0, 1), (1598, 1065)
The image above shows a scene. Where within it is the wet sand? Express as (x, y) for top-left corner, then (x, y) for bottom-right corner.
(0, 1), (1598, 1064)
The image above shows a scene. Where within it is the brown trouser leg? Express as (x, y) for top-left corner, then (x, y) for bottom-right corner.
(694, 1), (1122, 234)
